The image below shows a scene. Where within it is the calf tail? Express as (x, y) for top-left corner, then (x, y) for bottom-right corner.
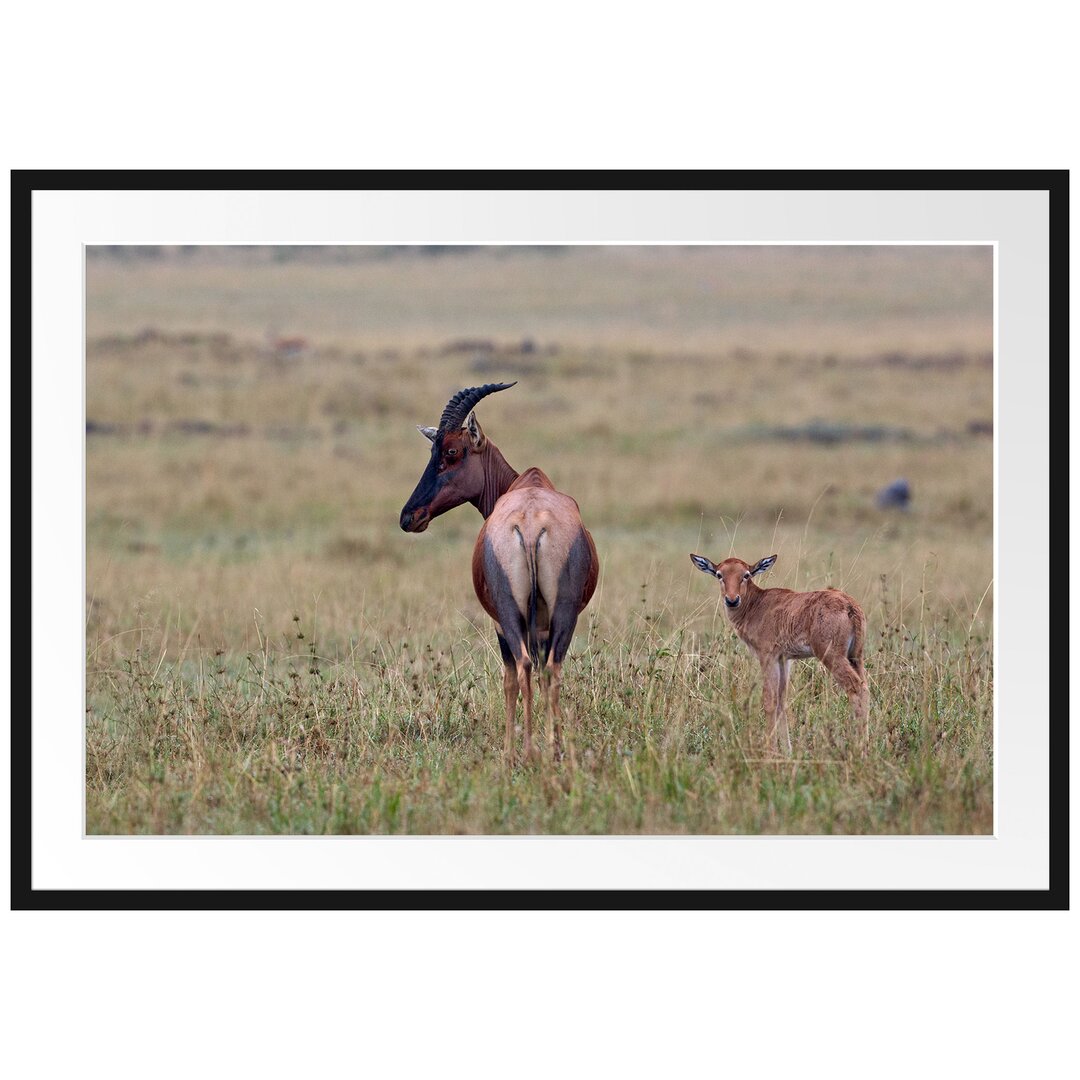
(847, 603), (866, 670)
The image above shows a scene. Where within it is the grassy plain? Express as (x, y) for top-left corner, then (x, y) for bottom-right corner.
(85, 246), (994, 833)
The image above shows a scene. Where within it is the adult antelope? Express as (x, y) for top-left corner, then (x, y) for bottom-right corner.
(689, 552), (869, 754)
(400, 383), (598, 763)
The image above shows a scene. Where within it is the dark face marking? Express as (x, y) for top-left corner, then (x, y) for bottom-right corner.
(399, 430), (478, 532)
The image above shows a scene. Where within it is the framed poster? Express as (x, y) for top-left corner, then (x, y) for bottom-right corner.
(11, 170), (1066, 908)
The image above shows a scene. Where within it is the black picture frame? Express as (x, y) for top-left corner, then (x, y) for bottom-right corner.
(10, 169), (1068, 911)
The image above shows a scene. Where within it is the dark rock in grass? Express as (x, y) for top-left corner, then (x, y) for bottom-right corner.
(876, 478), (912, 510)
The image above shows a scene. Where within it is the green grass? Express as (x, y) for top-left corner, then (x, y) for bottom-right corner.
(85, 245), (994, 834)
(85, 598), (991, 834)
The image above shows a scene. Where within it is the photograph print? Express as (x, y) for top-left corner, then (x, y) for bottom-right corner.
(84, 242), (994, 836)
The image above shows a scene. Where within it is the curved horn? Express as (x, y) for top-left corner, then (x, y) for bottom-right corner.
(438, 382), (516, 431)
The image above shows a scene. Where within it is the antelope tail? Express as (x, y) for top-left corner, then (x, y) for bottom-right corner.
(511, 525), (545, 668)
(526, 530), (546, 668)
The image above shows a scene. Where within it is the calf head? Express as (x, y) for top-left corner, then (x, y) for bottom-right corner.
(690, 553), (777, 608)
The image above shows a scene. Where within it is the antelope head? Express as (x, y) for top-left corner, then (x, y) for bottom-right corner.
(399, 382), (516, 533)
(690, 553), (777, 609)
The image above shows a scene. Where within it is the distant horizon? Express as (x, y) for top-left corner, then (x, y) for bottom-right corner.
(86, 243), (993, 357)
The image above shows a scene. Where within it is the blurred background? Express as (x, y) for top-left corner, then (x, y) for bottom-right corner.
(86, 244), (993, 636)
(85, 245), (994, 833)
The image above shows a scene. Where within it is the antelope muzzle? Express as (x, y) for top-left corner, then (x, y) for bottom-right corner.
(399, 505), (431, 533)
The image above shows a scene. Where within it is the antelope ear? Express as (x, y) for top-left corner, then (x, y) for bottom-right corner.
(464, 410), (486, 450)
(750, 554), (777, 576)
(690, 554), (718, 576)
(417, 426), (438, 442)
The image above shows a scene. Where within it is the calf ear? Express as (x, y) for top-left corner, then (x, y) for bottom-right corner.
(417, 425), (438, 442)
(690, 554), (718, 576)
(750, 554), (778, 576)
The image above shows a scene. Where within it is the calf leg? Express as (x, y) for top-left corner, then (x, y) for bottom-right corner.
(849, 667), (870, 750)
(776, 657), (793, 754)
(847, 639), (870, 751)
(760, 657), (783, 755)
(821, 651), (869, 753)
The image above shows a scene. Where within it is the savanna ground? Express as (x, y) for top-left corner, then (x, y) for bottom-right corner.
(85, 245), (994, 834)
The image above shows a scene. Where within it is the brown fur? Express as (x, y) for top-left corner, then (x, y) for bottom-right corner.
(472, 470), (597, 623)
(691, 554), (869, 754)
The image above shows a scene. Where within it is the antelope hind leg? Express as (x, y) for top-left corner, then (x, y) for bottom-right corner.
(543, 659), (564, 759)
(497, 633), (519, 762)
(517, 656), (536, 764)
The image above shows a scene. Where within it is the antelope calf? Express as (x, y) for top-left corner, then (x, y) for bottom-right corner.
(400, 383), (599, 764)
(690, 552), (869, 754)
